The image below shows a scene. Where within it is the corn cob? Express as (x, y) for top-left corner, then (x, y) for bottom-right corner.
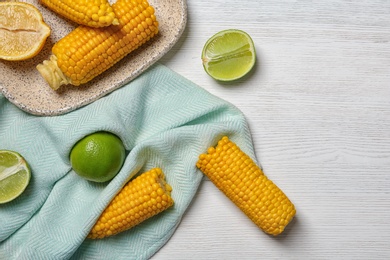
(196, 136), (296, 236)
(39, 0), (119, 27)
(88, 168), (174, 239)
(36, 0), (159, 90)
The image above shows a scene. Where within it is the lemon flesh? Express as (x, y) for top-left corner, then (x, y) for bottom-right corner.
(0, 150), (31, 204)
(0, 2), (51, 61)
(70, 132), (126, 183)
(202, 29), (256, 81)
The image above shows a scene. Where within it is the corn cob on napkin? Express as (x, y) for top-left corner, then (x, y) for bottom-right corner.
(0, 64), (255, 259)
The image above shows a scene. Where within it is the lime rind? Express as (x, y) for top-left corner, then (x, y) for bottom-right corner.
(202, 29), (256, 81)
(0, 150), (31, 204)
(70, 132), (126, 183)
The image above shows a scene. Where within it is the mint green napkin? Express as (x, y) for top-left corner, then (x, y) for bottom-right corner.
(0, 64), (255, 259)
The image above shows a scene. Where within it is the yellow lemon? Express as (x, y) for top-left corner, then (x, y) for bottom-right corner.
(0, 2), (51, 61)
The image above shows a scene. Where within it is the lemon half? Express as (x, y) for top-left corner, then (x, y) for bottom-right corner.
(0, 2), (51, 61)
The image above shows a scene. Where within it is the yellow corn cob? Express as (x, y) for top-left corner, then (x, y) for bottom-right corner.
(196, 136), (296, 236)
(39, 0), (119, 27)
(88, 168), (174, 239)
(36, 0), (158, 90)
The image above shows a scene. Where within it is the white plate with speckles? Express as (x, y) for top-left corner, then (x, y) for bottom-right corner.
(0, 0), (187, 116)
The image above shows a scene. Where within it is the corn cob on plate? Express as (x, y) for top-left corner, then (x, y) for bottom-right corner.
(39, 0), (119, 28)
(0, 0), (187, 116)
(37, 0), (160, 90)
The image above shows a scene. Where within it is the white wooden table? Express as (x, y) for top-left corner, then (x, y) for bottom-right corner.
(155, 0), (390, 259)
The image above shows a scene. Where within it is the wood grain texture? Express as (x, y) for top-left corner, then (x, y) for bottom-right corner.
(156, 0), (390, 259)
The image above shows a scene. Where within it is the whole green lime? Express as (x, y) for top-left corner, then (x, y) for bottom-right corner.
(70, 132), (126, 182)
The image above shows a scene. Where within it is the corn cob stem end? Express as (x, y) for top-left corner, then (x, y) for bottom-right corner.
(36, 55), (71, 90)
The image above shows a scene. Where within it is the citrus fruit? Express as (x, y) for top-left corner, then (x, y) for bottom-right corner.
(70, 132), (126, 183)
(0, 150), (31, 204)
(0, 2), (51, 61)
(201, 29), (256, 81)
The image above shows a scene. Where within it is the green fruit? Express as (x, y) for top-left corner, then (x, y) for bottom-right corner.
(202, 29), (256, 81)
(0, 150), (31, 204)
(70, 132), (126, 182)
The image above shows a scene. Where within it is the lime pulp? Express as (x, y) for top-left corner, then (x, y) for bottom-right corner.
(0, 150), (31, 204)
(202, 29), (256, 81)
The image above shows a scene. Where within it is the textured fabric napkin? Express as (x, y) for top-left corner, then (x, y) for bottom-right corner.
(0, 64), (256, 259)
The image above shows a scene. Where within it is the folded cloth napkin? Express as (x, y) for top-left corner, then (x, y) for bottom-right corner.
(0, 64), (256, 259)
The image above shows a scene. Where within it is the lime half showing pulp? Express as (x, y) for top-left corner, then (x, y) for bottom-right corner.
(202, 29), (256, 81)
(0, 150), (31, 204)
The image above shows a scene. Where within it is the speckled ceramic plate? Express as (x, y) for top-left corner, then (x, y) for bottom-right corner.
(0, 0), (187, 116)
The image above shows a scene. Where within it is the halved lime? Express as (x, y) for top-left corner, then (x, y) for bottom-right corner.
(202, 29), (256, 81)
(0, 150), (31, 204)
